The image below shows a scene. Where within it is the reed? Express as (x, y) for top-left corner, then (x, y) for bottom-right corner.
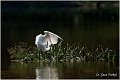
(8, 42), (116, 62)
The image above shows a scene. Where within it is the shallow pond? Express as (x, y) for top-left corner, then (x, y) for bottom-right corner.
(1, 61), (119, 79)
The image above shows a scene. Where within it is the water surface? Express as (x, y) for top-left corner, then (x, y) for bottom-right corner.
(1, 61), (119, 79)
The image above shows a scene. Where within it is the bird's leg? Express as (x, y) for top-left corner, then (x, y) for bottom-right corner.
(39, 50), (40, 62)
(38, 50), (41, 68)
(42, 52), (45, 60)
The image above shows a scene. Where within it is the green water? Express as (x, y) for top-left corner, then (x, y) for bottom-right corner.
(1, 61), (119, 79)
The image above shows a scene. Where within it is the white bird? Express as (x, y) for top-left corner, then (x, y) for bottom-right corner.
(35, 31), (63, 52)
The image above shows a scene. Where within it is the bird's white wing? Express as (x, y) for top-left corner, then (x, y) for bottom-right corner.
(44, 31), (63, 44)
(35, 35), (40, 45)
(35, 34), (44, 45)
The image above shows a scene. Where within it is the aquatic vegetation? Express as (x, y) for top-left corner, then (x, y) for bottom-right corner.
(8, 42), (116, 62)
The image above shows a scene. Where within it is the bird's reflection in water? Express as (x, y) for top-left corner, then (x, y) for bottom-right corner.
(35, 67), (58, 80)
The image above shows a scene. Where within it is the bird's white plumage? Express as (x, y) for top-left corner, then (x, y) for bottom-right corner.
(35, 31), (63, 51)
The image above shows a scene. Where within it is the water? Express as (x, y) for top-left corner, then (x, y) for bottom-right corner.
(1, 2), (119, 79)
(1, 61), (119, 79)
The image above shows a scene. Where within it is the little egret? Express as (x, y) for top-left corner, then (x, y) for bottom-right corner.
(35, 31), (63, 61)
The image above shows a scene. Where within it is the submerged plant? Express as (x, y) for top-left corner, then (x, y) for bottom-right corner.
(8, 42), (117, 62)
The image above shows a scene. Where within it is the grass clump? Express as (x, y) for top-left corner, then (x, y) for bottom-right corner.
(8, 42), (117, 62)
